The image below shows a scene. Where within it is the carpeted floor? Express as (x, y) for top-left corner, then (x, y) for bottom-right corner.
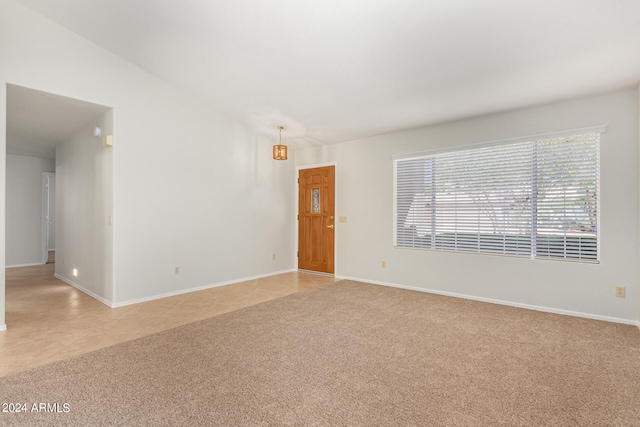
(1, 280), (639, 426)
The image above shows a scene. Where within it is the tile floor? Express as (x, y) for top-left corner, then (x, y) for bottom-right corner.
(0, 264), (338, 377)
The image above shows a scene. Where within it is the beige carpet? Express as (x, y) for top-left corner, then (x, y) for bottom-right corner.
(1, 280), (639, 426)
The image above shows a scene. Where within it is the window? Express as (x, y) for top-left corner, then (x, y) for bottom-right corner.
(393, 128), (602, 262)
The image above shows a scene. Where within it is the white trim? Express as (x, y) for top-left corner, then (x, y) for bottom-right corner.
(296, 161), (339, 170)
(295, 162), (339, 275)
(111, 269), (297, 308)
(392, 125), (607, 160)
(54, 274), (113, 307)
(6, 262), (45, 268)
(42, 172), (56, 264)
(336, 275), (639, 326)
(0, 324), (7, 332)
(57, 269), (299, 309)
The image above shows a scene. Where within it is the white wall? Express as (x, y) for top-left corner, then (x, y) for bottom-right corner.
(1, 0), (296, 323)
(54, 113), (113, 303)
(6, 154), (55, 267)
(297, 89), (640, 324)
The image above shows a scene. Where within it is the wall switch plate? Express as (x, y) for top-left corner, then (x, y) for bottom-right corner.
(174, 266), (180, 275)
(381, 260), (386, 268)
(339, 216), (347, 223)
(615, 286), (625, 298)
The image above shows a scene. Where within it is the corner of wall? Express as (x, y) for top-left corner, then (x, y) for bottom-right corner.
(0, 83), (6, 329)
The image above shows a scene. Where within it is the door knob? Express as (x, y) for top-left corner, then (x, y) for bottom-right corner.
(326, 224), (334, 229)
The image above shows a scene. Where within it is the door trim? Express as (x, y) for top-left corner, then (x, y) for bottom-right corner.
(295, 162), (338, 275)
(42, 172), (55, 264)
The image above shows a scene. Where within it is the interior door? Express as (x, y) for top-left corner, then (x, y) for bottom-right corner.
(298, 166), (335, 274)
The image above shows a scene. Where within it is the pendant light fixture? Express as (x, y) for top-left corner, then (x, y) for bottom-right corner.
(272, 125), (288, 160)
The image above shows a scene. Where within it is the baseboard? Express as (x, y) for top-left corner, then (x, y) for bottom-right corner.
(6, 262), (45, 269)
(112, 268), (298, 308)
(337, 275), (640, 327)
(53, 273), (113, 307)
(298, 269), (335, 277)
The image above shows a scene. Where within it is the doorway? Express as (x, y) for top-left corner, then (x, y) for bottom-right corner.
(42, 172), (56, 264)
(5, 84), (114, 330)
(298, 165), (335, 274)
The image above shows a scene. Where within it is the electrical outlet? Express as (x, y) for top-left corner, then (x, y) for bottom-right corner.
(174, 266), (180, 275)
(381, 260), (386, 268)
(615, 286), (625, 298)
(272, 253), (276, 261)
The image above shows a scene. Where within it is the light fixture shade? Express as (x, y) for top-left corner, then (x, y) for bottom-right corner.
(273, 125), (288, 160)
(273, 144), (288, 160)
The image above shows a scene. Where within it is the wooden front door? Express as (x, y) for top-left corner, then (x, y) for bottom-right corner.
(298, 166), (335, 274)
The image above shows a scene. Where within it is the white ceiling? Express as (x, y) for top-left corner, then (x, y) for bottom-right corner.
(6, 84), (110, 159)
(11, 0), (640, 149)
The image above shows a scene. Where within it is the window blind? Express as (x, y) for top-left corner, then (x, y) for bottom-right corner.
(394, 131), (600, 262)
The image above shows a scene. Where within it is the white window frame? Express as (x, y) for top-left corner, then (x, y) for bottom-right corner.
(393, 126), (604, 263)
